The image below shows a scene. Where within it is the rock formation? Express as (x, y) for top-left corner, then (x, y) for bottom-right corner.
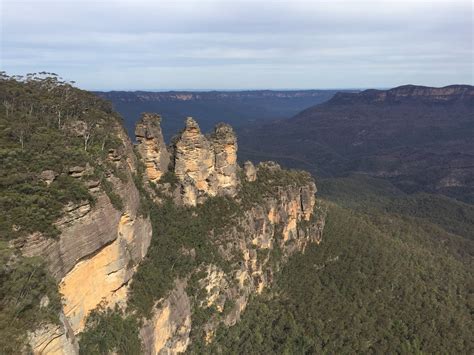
(135, 113), (170, 182)
(140, 161), (324, 352)
(20, 120), (153, 353)
(172, 117), (217, 203)
(243, 161), (257, 182)
(210, 123), (239, 196)
(152, 117), (239, 206)
(19, 113), (322, 355)
(140, 281), (191, 354)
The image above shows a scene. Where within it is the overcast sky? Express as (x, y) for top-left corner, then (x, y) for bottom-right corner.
(1, 0), (472, 90)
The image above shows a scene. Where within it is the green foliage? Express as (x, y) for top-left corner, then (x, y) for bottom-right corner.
(239, 164), (312, 207)
(0, 174), (92, 239)
(320, 174), (474, 241)
(207, 177), (473, 354)
(205, 297), (314, 355)
(159, 170), (179, 188)
(0, 73), (124, 240)
(78, 306), (142, 355)
(100, 178), (124, 211)
(128, 197), (239, 317)
(0, 242), (61, 354)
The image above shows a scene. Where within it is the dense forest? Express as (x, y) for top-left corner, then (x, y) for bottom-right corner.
(205, 175), (473, 354)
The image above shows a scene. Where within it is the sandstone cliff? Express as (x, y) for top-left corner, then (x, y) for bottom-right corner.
(17, 111), (322, 355)
(138, 115), (239, 206)
(135, 113), (170, 182)
(19, 119), (152, 354)
(137, 161), (324, 353)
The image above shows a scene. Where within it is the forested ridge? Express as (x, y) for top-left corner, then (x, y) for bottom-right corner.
(206, 175), (473, 354)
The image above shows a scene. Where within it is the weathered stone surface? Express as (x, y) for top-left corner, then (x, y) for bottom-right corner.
(172, 117), (216, 205)
(210, 123), (239, 196)
(141, 281), (191, 355)
(24, 114), (323, 354)
(28, 313), (77, 355)
(39, 170), (57, 185)
(135, 113), (170, 182)
(243, 161), (256, 182)
(169, 118), (239, 206)
(22, 120), (153, 353)
(145, 170), (324, 350)
(60, 212), (151, 334)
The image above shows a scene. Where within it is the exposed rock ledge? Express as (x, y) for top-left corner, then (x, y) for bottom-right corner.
(21, 114), (323, 355)
(140, 162), (324, 353)
(20, 122), (153, 354)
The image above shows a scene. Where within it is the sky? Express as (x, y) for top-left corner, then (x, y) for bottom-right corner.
(1, 0), (472, 90)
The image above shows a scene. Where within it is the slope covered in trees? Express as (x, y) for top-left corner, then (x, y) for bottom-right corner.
(239, 85), (474, 203)
(206, 175), (473, 354)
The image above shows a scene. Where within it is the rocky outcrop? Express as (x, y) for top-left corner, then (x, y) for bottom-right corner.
(140, 281), (192, 354)
(135, 113), (170, 182)
(24, 113), (322, 355)
(172, 117), (217, 204)
(143, 161), (325, 352)
(28, 313), (77, 355)
(210, 123), (239, 197)
(143, 116), (239, 206)
(21, 121), (153, 353)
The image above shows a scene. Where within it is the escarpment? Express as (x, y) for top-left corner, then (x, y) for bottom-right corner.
(135, 161), (324, 353)
(4, 77), (323, 354)
(17, 119), (153, 353)
(127, 116), (325, 353)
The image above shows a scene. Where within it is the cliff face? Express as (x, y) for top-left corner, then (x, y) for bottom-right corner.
(328, 85), (474, 105)
(18, 111), (322, 354)
(20, 121), (152, 354)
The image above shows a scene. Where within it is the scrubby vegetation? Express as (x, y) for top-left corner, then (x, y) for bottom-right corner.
(127, 196), (238, 318)
(0, 242), (62, 353)
(207, 176), (473, 354)
(319, 174), (474, 240)
(0, 73), (128, 352)
(0, 72), (124, 240)
(240, 163), (313, 207)
(78, 306), (142, 355)
(127, 162), (312, 319)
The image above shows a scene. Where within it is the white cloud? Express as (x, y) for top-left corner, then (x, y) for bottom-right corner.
(1, 0), (472, 89)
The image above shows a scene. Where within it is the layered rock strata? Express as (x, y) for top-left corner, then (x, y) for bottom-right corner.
(22, 113), (323, 355)
(21, 121), (153, 354)
(140, 161), (324, 353)
(138, 116), (239, 206)
(135, 113), (170, 182)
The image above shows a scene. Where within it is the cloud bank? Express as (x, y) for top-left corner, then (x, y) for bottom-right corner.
(1, 0), (472, 90)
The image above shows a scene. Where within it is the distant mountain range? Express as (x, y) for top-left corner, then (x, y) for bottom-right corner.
(96, 90), (354, 140)
(238, 85), (474, 203)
